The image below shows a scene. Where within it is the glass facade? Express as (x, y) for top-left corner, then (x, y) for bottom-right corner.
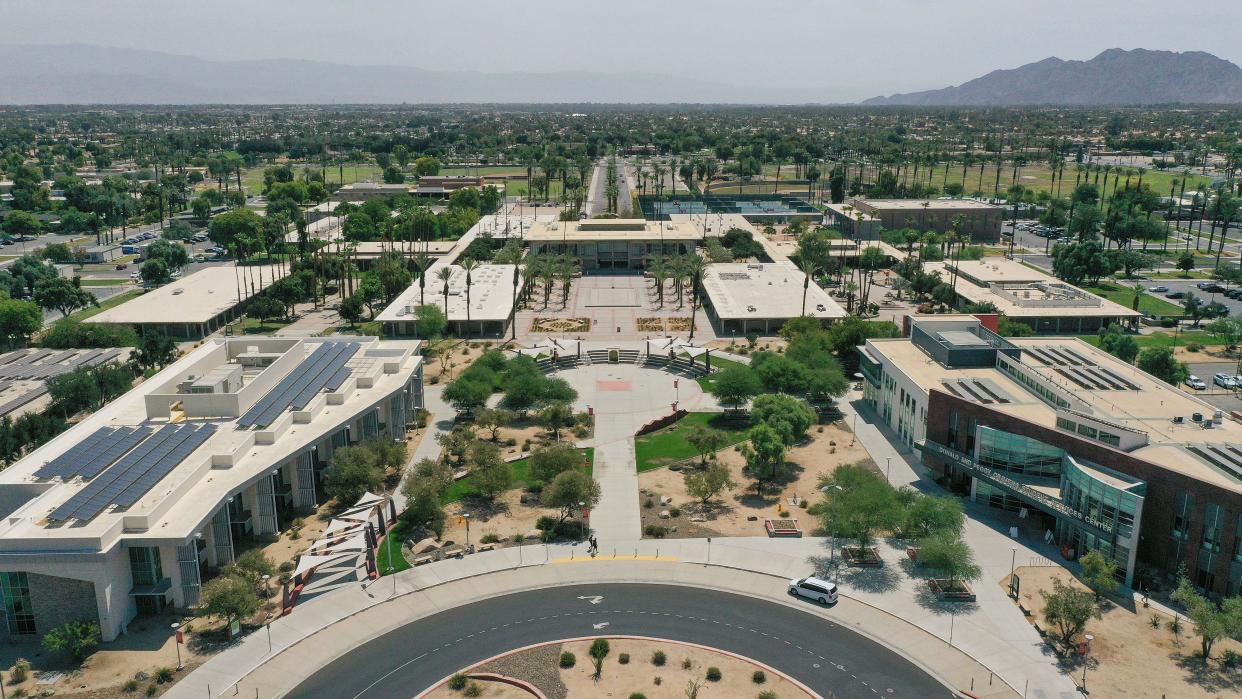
(977, 427), (1063, 479)
(0, 572), (35, 635)
(1059, 457), (1144, 572)
(129, 546), (163, 587)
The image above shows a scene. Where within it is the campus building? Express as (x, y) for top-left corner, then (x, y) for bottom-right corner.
(526, 219), (702, 271)
(413, 175), (484, 196)
(0, 337), (423, 641)
(700, 261), (846, 336)
(923, 258), (1143, 333)
(335, 182), (411, 202)
(859, 315), (1242, 597)
(86, 265), (289, 339)
(829, 198), (1003, 243)
(377, 263), (523, 339)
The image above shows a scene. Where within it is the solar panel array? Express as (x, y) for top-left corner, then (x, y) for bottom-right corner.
(50, 423), (218, 522)
(941, 378), (1013, 405)
(1187, 444), (1242, 482)
(34, 426), (154, 480)
(1022, 345), (1140, 391)
(237, 342), (360, 428)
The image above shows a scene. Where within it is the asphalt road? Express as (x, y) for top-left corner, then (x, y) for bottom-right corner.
(287, 583), (953, 699)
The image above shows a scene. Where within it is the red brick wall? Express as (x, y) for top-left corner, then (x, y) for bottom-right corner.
(924, 389), (1242, 595)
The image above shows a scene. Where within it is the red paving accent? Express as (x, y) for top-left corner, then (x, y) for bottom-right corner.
(596, 380), (632, 391)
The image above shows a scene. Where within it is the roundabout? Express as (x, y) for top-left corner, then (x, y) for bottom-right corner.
(287, 583), (956, 699)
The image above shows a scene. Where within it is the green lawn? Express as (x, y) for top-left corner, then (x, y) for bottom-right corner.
(1081, 282), (1184, 316)
(377, 518), (414, 573)
(693, 355), (749, 391)
(1148, 271), (1212, 280)
(1080, 330), (1225, 350)
(227, 316), (294, 335)
(79, 278), (134, 287)
(68, 289), (142, 322)
(443, 447), (594, 503)
(634, 412), (751, 473)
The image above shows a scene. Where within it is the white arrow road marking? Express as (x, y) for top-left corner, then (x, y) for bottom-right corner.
(577, 595), (604, 605)
(592, 622), (610, 630)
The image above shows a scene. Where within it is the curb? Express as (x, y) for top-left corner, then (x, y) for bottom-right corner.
(212, 557), (993, 698)
(416, 635), (822, 699)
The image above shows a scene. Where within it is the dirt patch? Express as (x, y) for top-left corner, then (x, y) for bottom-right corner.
(639, 422), (873, 538)
(426, 638), (812, 698)
(439, 489), (561, 548)
(1006, 565), (1242, 698)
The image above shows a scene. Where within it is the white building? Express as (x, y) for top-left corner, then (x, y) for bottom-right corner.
(700, 261), (847, 336)
(0, 336), (423, 641)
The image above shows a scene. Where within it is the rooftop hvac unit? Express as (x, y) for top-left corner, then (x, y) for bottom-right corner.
(1192, 412), (1203, 423)
(1172, 415), (1185, 424)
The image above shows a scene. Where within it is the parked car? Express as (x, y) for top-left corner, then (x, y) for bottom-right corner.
(1202, 284), (1226, 294)
(1214, 374), (1236, 389)
(788, 576), (838, 605)
(1166, 291), (1187, 299)
(1185, 375), (1207, 391)
(114, 263), (128, 270)
(129, 271), (141, 280)
(1148, 285), (1169, 293)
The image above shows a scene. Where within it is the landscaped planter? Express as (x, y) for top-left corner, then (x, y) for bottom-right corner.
(928, 578), (976, 601)
(764, 518), (802, 537)
(842, 546), (883, 566)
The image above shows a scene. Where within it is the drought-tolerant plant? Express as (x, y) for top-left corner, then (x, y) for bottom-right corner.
(652, 650), (667, 666)
(449, 673), (468, 690)
(40, 620), (101, 661)
(122, 679), (139, 692)
(628, 694), (647, 699)
(560, 651), (577, 668)
(589, 638), (611, 678)
(619, 653), (630, 665)
(155, 667), (175, 683)
(11, 658), (30, 682)
(705, 666), (722, 682)
(752, 670), (766, 684)
(464, 682), (482, 698)
(681, 657), (693, 670)
(758, 692), (778, 699)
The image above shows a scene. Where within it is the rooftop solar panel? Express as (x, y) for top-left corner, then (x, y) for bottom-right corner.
(237, 342), (360, 428)
(50, 425), (185, 522)
(35, 427), (114, 478)
(78, 426), (155, 479)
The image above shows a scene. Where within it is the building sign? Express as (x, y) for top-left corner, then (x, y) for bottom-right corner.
(918, 440), (1114, 538)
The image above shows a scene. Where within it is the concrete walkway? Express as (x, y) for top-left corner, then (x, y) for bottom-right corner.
(588, 437), (641, 540)
(167, 541), (1023, 699)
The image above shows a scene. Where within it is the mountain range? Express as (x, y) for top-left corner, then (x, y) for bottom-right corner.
(0, 44), (838, 105)
(863, 48), (1242, 105)
(3, 45), (1242, 105)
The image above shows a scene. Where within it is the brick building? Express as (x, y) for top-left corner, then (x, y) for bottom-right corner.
(859, 315), (1242, 597)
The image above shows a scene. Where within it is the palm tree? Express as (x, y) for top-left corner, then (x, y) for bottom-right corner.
(460, 258), (478, 338)
(650, 256), (667, 308)
(437, 266), (454, 323)
(510, 261), (525, 341)
(686, 256), (706, 341)
(414, 252), (431, 305)
(801, 261), (821, 316)
(557, 254), (575, 309)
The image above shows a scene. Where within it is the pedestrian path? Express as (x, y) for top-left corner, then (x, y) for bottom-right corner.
(588, 437), (641, 540)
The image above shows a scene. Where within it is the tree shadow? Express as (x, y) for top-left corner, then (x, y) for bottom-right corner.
(912, 583), (980, 615)
(1174, 651), (1242, 693)
(805, 554), (901, 594)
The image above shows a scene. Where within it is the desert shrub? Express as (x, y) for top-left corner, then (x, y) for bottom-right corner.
(449, 673), (468, 690)
(644, 524), (668, 538)
(1186, 342), (1204, 352)
(560, 651), (576, 668)
(682, 657), (692, 670)
(619, 653), (630, 664)
(758, 692), (778, 699)
(464, 682), (482, 698)
(652, 650), (666, 666)
(123, 679), (140, 692)
(706, 667), (722, 681)
(155, 667), (175, 683)
(752, 670), (767, 684)
(11, 658), (30, 682)
(480, 533), (501, 544)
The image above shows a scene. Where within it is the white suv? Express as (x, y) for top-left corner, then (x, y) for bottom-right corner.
(788, 576), (838, 605)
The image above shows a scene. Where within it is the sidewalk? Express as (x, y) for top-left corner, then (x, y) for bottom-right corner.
(588, 437), (641, 540)
(167, 541), (1026, 699)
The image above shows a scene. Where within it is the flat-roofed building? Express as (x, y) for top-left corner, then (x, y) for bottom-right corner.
(700, 261), (846, 336)
(859, 315), (1242, 595)
(335, 182), (411, 202)
(526, 219), (702, 270)
(413, 175), (484, 196)
(86, 265), (288, 338)
(824, 203), (882, 239)
(0, 336), (423, 641)
(377, 263), (522, 339)
(843, 198), (1003, 242)
(922, 258), (1142, 333)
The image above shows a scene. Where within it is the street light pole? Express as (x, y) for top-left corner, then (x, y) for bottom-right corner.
(170, 622), (183, 670)
(886, 457), (891, 483)
(1009, 547), (1018, 596)
(464, 513), (472, 550)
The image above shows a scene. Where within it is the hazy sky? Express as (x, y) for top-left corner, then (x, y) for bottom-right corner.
(5, 0), (1241, 100)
